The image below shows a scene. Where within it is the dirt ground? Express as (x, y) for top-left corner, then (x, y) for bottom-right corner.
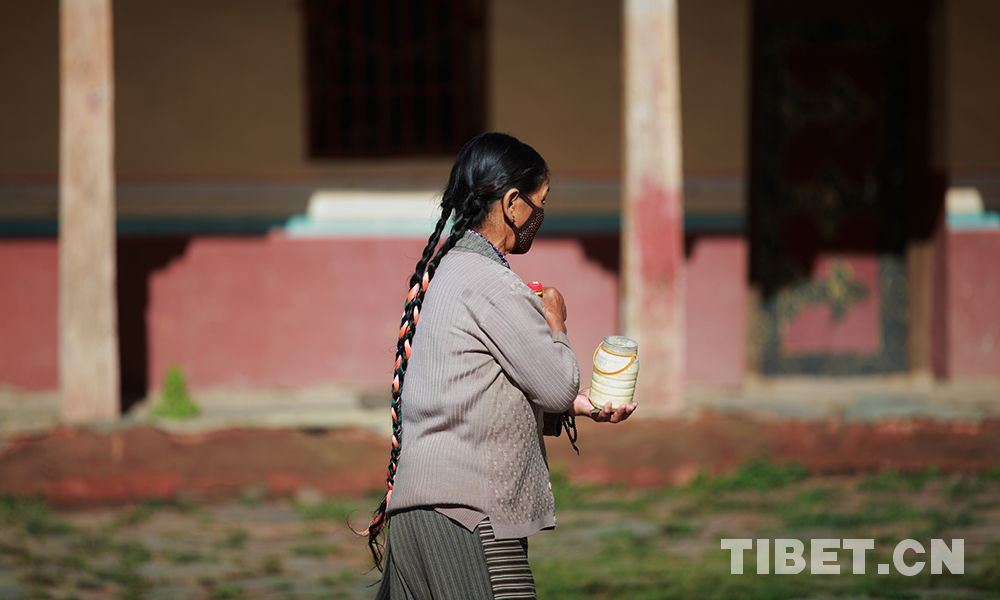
(2, 414), (1000, 506)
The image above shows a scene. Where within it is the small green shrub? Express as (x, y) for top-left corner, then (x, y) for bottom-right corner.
(150, 364), (200, 420)
(689, 457), (809, 492)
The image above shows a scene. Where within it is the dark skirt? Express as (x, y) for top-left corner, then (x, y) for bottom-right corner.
(376, 508), (536, 599)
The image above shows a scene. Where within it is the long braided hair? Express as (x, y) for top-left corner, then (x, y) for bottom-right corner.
(366, 132), (549, 569)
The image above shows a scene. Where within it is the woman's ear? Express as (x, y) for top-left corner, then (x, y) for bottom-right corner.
(502, 188), (519, 218)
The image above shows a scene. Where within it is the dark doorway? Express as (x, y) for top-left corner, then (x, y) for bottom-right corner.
(117, 237), (190, 413)
(749, 0), (930, 375)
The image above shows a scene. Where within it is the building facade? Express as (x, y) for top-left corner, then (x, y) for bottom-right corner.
(0, 0), (997, 415)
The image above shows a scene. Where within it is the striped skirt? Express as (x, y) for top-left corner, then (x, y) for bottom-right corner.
(375, 508), (536, 599)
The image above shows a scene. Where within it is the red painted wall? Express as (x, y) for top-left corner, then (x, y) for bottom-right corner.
(146, 236), (416, 389)
(945, 230), (1000, 379)
(684, 236), (747, 385)
(146, 235), (623, 392)
(0, 241), (58, 389)
(0, 233), (755, 393)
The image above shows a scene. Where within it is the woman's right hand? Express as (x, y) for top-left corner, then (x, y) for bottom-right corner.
(541, 286), (567, 334)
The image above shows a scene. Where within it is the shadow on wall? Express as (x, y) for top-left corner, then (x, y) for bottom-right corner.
(576, 235), (620, 276)
(117, 237), (191, 413)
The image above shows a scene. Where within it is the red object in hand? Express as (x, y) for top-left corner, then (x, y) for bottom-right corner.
(526, 281), (543, 297)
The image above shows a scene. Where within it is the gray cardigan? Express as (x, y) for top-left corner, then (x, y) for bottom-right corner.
(386, 231), (581, 539)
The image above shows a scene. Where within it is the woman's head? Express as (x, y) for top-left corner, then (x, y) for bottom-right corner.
(443, 132), (549, 247)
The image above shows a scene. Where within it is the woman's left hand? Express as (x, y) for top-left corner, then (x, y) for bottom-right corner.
(571, 388), (636, 423)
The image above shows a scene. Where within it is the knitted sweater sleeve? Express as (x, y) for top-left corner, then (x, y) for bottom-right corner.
(476, 280), (580, 414)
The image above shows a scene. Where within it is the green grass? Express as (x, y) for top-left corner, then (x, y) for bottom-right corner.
(209, 582), (243, 599)
(292, 498), (358, 521)
(858, 467), (939, 492)
(530, 464), (999, 599)
(292, 543), (339, 558)
(150, 363), (201, 420)
(0, 494), (74, 536)
(217, 528), (249, 549)
(4, 465), (999, 599)
(781, 501), (922, 530)
(688, 457), (809, 493)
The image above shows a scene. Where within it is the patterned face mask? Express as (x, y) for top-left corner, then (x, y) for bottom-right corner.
(507, 194), (544, 254)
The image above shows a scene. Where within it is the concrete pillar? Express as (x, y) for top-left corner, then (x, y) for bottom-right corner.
(59, 0), (120, 423)
(623, 0), (685, 412)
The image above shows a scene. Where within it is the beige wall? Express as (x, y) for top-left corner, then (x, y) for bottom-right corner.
(678, 0), (749, 176)
(489, 0), (621, 177)
(942, 0), (1000, 174)
(0, 0), (623, 183)
(1, 1), (997, 201)
(115, 0), (303, 177)
(0, 1), (58, 179)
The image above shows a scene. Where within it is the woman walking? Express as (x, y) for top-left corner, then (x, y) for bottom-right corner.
(367, 132), (636, 599)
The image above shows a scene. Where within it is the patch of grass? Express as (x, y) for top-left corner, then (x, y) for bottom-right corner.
(533, 549), (814, 600)
(69, 532), (114, 557)
(324, 569), (362, 586)
(660, 518), (700, 536)
(116, 540), (153, 568)
(240, 488), (265, 507)
(162, 548), (208, 564)
(0, 495), (74, 537)
(790, 487), (840, 505)
(549, 468), (665, 514)
(53, 552), (90, 572)
(90, 563), (149, 596)
(293, 498), (357, 522)
(262, 554), (284, 574)
(117, 501), (158, 527)
(549, 467), (601, 511)
(150, 363), (201, 420)
(292, 543), (339, 559)
(859, 467), (939, 493)
(946, 474), (987, 499)
(783, 501), (920, 530)
(969, 547), (1000, 592)
(217, 528), (249, 549)
(272, 579), (294, 592)
(688, 457), (809, 493)
(914, 507), (982, 538)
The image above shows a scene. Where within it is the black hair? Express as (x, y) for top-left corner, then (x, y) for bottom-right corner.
(365, 132), (549, 569)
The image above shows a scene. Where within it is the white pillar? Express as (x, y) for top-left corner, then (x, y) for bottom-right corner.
(59, 0), (120, 423)
(623, 0), (685, 412)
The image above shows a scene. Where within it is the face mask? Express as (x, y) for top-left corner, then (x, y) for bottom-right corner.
(507, 194), (544, 254)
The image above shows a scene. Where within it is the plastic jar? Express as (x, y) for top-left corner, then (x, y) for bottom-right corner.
(589, 336), (639, 410)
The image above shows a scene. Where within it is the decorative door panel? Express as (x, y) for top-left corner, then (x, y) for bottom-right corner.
(750, 3), (924, 375)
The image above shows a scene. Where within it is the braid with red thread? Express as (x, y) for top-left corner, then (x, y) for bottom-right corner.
(365, 210), (472, 569)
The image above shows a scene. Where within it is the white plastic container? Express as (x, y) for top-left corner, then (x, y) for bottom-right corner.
(589, 336), (639, 410)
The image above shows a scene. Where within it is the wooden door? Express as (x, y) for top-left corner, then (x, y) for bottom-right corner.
(750, 0), (928, 375)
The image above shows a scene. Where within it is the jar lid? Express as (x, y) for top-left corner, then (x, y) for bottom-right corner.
(601, 335), (638, 354)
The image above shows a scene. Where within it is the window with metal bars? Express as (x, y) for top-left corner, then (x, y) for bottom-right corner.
(305, 0), (486, 157)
